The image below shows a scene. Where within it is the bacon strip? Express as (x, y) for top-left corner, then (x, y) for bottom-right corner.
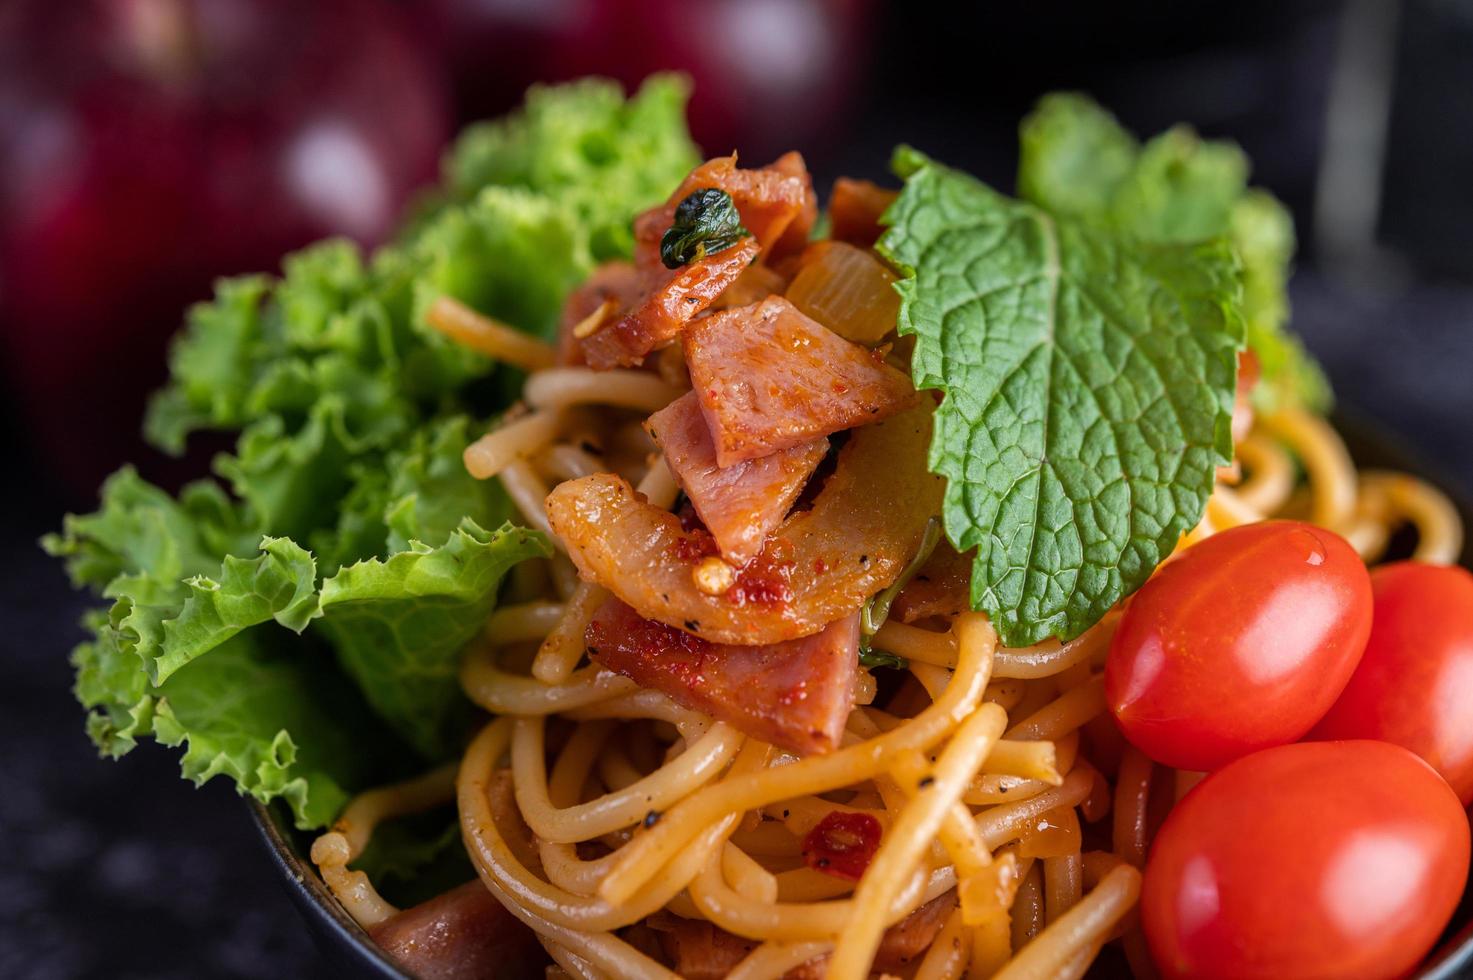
(686, 295), (916, 466)
(646, 392), (826, 566)
(546, 405), (942, 645)
(367, 881), (545, 980)
(581, 237), (759, 370)
(586, 599), (858, 755)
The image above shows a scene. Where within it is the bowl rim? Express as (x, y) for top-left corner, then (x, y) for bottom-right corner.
(248, 411), (1473, 980)
(251, 800), (410, 979)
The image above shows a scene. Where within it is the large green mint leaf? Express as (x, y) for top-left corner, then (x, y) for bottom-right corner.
(316, 520), (551, 757)
(1017, 93), (1326, 412)
(879, 151), (1243, 647)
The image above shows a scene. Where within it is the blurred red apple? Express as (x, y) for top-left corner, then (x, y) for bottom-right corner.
(0, 0), (450, 496)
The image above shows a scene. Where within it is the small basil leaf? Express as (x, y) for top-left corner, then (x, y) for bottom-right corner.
(858, 646), (909, 670)
(660, 188), (750, 269)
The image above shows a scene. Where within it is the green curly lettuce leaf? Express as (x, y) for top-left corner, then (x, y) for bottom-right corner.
(44, 468), (257, 593)
(879, 148), (1243, 647)
(51, 475), (401, 829)
(443, 74), (699, 260)
(1017, 92), (1327, 412)
(49, 76), (697, 829)
(317, 520), (551, 757)
(51, 477), (547, 818)
(72, 621), (398, 830)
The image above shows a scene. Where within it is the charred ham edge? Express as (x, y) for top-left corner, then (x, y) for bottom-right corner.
(687, 295), (917, 466)
(633, 153), (815, 268)
(648, 891), (956, 980)
(366, 880), (546, 980)
(646, 391), (826, 567)
(586, 599), (858, 756)
(581, 153), (815, 369)
(580, 237), (759, 370)
(545, 404), (942, 645)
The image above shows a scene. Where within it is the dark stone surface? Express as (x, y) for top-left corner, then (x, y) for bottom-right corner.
(0, 483), (335, 978)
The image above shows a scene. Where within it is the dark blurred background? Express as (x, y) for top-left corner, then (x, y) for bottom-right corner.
(2, 1), (1471, 976)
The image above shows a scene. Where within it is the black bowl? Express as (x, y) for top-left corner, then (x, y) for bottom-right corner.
(249, 413), (1473, 979)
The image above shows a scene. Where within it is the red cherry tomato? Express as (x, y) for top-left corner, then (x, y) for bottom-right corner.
(1311, 562), (1473, 804)
(1106, 521), (1372, 770)
(1142, 740), (1470, 980)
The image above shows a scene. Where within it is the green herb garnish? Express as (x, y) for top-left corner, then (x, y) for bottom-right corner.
(660, 188), (750, 268)
(1017, 93), (1328, 412)
(878, 145), (1243, 648)
(858, 645), (909, 671)
(861, 516), (942, 636)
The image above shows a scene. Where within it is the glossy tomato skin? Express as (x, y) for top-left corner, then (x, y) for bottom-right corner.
(1142, 740), (1470, 980)
(1106, 521), (1372, 771)
(1311, 562), (1473, 804)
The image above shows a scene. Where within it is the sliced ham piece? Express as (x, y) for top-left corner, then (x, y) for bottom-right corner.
(709, 261), (790, 312)
(686, 295), (917, 466)
(786, 891), (958, 978)
(892, 542), (973, 625)
(581, 237), (759, 370)
(633, 154), (813, 267)
(647, 914), (757, 980)
(586, 599), (858, 755)
(646, 391), (826, 566)
(555, 260), (648, 366)
(546, 404), (943, 645)
(366, 881), (545, 980)
(828, 177), (899, 248)
(649, 891), (957, 980)
(766, 150), (820, 259)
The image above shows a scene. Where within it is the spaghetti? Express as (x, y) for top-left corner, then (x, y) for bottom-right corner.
(309, 158), (1464, 980)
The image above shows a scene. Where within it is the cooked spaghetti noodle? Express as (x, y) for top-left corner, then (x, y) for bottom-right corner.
(311, 362), (1459, 977)
(308, 150), (1464, 980)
